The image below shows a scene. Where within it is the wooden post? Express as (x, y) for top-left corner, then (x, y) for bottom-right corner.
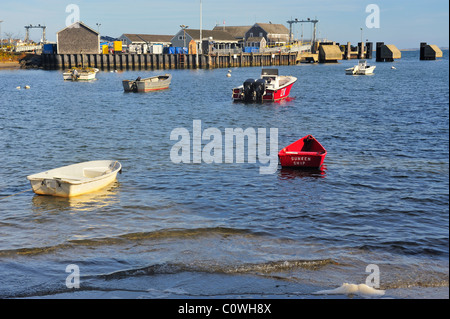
(55, 54), (62, 69)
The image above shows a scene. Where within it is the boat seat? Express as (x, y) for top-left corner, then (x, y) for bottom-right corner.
(83, 167), (109, 178)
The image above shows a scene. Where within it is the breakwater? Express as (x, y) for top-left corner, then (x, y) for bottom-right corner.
(41, 52), (298, 70)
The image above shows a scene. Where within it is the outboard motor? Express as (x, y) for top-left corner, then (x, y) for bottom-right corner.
(301, 135), (314, 151)
(243, 79), (256, 102)
(254, 79), (266, 102)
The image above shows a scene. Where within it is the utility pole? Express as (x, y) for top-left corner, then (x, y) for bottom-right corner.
(0, 20), (3, 49)
(199, 0), (202, 54)
(196, 0), (202, 67)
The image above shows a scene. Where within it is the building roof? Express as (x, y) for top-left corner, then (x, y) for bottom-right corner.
(101, 35), (119, 42)
(246, 37), (266, 42)
(212, 25), (251, 39)
(184, 29), (237, 42)
(121, 34), (173, 43)
(254, 23), (290, 34)
(57, 21), (99, 35)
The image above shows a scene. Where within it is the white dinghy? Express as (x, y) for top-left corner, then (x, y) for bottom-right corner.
(27, 160), (122, 197)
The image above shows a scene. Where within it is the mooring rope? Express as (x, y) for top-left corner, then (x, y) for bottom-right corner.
(0, 189), (32, 200)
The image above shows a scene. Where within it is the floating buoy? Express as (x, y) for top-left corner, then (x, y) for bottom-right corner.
(16, 86), (21, 89)
(24, 85), (30, 89)
(391, 66), (396, 69)
(227, 70), (231, 77)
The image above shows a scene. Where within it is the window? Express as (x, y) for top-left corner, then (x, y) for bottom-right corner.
(259, 32), (263, 37)
(178, 35), (185, 40)
(249, 32), (253, 37)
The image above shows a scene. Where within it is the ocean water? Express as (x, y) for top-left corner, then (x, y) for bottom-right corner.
(0, 50), (448, 299)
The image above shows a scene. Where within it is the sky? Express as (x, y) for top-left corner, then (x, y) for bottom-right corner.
(0, 0), (448, 49)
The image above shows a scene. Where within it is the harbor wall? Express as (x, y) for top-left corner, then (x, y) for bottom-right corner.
(41, 52), (298, 70)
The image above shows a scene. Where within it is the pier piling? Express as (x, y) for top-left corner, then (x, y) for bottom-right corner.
(420, 42), (443, 60)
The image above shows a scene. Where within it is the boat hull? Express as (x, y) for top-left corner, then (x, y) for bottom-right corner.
(63, 68), (99, 81)
(27, 160), (122, 197)
(346, 63), (376, 75)
(263, 80), (296, 101)
(124, 74), (172, 92)
(278, 135), (327, 169)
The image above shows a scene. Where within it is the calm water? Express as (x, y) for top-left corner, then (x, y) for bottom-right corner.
(0, 51), (448, 299)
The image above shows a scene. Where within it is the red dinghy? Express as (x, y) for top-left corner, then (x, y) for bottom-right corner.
(232, 68), (297, 102)
(278, 135), (327, 169)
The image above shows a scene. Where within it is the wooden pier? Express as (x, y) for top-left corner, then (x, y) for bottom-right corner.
(41, 52), (298, 70)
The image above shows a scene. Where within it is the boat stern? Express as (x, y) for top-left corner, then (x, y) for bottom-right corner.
(232, 86), (244, 101)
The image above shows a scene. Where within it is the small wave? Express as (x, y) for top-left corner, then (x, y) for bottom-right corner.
(0, 227), (265, 257)
(222, 259), (336, 274)
(99, 259), (336, 280)
(359, 241), (449, 257)
(117, 227), (260, 241)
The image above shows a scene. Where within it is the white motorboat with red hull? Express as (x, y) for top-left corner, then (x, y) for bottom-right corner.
(232, 69), (297, 102)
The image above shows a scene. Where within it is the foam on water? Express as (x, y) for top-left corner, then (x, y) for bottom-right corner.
(314, 283), (385, 297)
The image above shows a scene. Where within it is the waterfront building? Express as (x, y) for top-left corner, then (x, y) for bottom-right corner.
(171, 28), (239, 53)
(244, 23), (290, 47)
(56, 21), (100, 54)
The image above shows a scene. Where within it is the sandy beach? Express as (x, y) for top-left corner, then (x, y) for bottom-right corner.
(0, 61), (20, 69)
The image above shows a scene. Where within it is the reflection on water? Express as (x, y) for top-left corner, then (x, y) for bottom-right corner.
(278, 165), (327, 180)
(31, 181), (121, 213)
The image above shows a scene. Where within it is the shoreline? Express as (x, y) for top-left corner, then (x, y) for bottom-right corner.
(0, 61), (20, 69)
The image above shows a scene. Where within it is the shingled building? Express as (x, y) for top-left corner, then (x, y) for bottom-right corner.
(56, 21), (100, 54)
(244, 23), (290, 47)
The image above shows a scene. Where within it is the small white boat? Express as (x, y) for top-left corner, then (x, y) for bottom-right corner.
(27, 160), (122, 197)
(63, 67), (99, 81)
(346, 60), (376, 75)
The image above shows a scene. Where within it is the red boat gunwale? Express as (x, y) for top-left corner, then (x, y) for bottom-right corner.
(278, 135), (327, 169)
